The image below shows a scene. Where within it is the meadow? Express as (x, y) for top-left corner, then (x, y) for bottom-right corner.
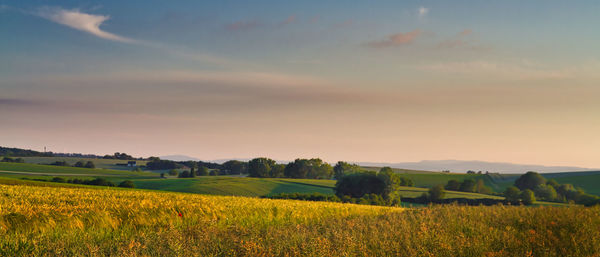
(1, 183), (598, 256)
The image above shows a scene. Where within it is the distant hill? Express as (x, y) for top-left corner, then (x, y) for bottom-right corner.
(0, 146), (53, 157)
(159, 155), (203, 162)
(357, 160), (595, 174)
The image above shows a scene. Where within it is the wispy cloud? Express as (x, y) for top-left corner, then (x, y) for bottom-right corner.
(418, 7), (429, 19)
(436, 29), (489, 51)
(36, 7), (135, 43)
(282, 15), (296, 25)
(366, 29), (422, 48)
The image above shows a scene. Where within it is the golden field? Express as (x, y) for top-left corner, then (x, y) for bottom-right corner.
(1, 184), (599, 256)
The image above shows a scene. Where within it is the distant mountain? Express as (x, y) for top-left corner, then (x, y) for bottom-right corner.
(357, 160), (596, 174)
(159, 155), (203, 162)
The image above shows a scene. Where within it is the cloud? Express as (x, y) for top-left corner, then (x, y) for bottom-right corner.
(36, 7), (135, 43)
(225, 20), (260, 31)
(282, 15), (296, 25)
(436, 29), (489, 51)
(366, 29), (421, 48)
(418, 7), (429, 18)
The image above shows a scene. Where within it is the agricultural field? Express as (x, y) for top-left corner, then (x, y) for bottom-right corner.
(1, 183), (598, 256)
(19, 157), (148, 171)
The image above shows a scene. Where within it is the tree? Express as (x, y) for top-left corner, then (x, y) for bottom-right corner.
(160, 173), (165, 178)
(284, 158), (333, 179)
(118, 180), (135, 188)
(333, 161), (361, 179)
(52, 177), (66, 183)
(379, 166), (394, 175)
(399, 177), (414, 186)
(270, 164), (285, 178)
(74, 161), (85, 167)
(197, 166), (209, 176)
(445, 180), (461, 191)
(459, 179), (477, 192)
(334, 172), (386, 198)
(209, 170), (218, 176)
(179, 170), (191, 178)
(429, 184), (446, 201)
(222, 160), (248, 175)
(84, 161), (95, 169)
(514, 171), (546, 190)
(504, 186), (521, 203)
(520, 189), (536, 205)
(168, 169), (178, 176)
(534, 184), (557, 201)
(475, 179), (492, 194)
(190, 167), (197, 178)
(248, 158), (276, 178)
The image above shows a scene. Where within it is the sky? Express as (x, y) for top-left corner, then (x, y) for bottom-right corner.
(1, 1), (599, 167)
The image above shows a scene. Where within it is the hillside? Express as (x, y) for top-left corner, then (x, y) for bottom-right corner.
(0, 183), (598, 256)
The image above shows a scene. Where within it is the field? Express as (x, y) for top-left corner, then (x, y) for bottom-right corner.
(19, 157), (148, 171)
(1, 183), (598, 256)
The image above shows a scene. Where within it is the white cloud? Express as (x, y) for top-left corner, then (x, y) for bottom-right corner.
(418, 7), (429, 18)
(37, 7), (135, 43)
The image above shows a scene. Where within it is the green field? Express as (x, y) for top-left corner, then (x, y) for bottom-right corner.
(20, 157), (148, 171)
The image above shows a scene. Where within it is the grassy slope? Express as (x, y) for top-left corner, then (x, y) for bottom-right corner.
(20, 157), (148, 171)
(0, 183), (597, 256)
(132, 177), (335, 196)
(0, 162), (156, 177)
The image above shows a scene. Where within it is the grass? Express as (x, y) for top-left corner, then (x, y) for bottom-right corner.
(132, 176), (335, 196)
(0, 162), (155, 177)
(19, 157), (148, 171)
(0, 183), (598, 256)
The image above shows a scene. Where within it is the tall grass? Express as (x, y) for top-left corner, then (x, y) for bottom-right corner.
(1, 184), (598, 256)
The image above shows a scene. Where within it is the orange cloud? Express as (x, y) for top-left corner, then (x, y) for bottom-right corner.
(367, 29), (421, 48)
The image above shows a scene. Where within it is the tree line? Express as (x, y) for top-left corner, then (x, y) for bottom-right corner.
(503, 171), (600, 206)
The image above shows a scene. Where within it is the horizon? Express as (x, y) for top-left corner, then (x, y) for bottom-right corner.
(2, 1), (599, 168)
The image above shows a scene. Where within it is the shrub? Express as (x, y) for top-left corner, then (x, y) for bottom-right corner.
(118, 180), (135, 188)
(429, 184), (446, 201)
(51, 177), (66, 183)
(168, 169), (178, 176)
(84, 161), (95, 169)
(520, 189), (536, 205)
(504, 186), (521, 203)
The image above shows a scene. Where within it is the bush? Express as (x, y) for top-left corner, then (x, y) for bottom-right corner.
(209, 170), (218, 176)
(118, 180), (135, 188)
(168, 169), (178, 176)
(179, 171), (191, 178)
(520, 189), (536, 205)
(429, 184), (446, 201)
(504, 186), (521, 203)
(51, 177), (66, 183)
(74, 161), (85, 167)
(84, 161), (95, 169)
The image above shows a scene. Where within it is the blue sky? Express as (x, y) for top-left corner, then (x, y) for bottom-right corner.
(1, 1), (599, 167)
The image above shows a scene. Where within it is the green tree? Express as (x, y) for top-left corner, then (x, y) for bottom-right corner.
(178, 170), (191, 178)
(429, 184), (446, 201)
(284, 158), (333, 179)
(514, 171), (546, 190)
(168, 169), (178, 176)
(504, 186), (521, 203)
(74, 161), (85, 167)
(118, 180), (135, 188)
(248, 158), (276, 178)
(197, 166), (209, 176)
(333, 161), (361, 179)
(459, 179), (477, 192)
(190, 167), (197, 178)
(520, 189), (536, 205)
(209, 170), (218, 176)
(534, 184), (557, 201)
(222, 160), (248, 175)
(334, 172), (386, 198)
(445, 180), (461, 191)
(84, 161), (95, 169)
